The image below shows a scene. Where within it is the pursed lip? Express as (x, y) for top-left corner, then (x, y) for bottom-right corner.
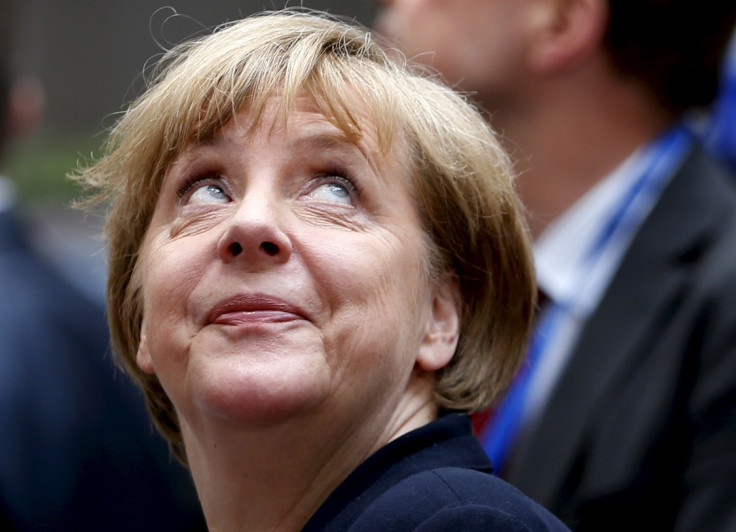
(206, 293), (309, 326)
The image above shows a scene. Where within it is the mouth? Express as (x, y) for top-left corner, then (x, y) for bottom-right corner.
(207, 294), (309, 326)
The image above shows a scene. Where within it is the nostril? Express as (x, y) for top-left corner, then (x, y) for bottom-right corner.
(229, 242), (243, 256)
(260, 241), (279, 256)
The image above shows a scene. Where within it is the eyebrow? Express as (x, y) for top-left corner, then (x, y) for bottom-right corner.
(178, 125), (379, 174)
(288, 132), (367, 157)
(189, 126), (360, 151)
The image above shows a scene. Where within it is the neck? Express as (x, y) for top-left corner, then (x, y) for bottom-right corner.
(485, 59), (674, 239)
(183, 370), (438, 531)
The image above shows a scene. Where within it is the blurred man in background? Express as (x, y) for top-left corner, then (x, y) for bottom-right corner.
(375, 1), (736, 530)
(0, 1), (205, 529)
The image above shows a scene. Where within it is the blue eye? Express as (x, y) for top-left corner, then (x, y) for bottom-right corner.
(309, 182), (351, 204)
(178, 174), (231, 205)
(305, 175), (357, 206)
(189, 183), (229, 204)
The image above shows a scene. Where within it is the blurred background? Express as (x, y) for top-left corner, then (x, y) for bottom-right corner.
(4, 0), (378, 296)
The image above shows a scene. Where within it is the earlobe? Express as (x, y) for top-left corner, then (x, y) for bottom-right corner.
(416, 275), (461, 372)
(526, 0), (608, 73)
(136, 328), (156, 375)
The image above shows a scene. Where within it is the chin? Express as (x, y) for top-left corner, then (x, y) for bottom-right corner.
(184, 356), (333, 428)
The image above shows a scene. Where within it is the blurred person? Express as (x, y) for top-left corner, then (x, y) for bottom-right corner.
(0, 1), (205, 529)
(73, 10), (571, 531)
(702, 29), (736, 173)
(375, 1), (736, 530)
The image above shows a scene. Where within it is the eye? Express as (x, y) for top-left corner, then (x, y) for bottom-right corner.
(190, 183), (229, 204)
(303, 174), (358, 206)
(178, 175), (231, 205)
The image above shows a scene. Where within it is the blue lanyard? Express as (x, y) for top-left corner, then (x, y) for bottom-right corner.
(587, 123), (693, 262)
(480, 300), (564, 474)
(701, 33), (736, 171)
(480, 122), (693, 474)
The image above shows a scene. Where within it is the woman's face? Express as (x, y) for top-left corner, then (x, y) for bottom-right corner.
(135, 97), (459, 441)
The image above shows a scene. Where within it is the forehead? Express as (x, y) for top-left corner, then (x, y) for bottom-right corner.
(174, 96), (406, 177)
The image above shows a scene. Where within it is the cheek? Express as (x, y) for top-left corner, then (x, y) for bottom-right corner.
(142, 231), (210, 304)
(137, 234), (212, 362)
(317, 242), (433, 417)
(405, 2), (464, 47)
(311, 233), (431, 362)
(397, 1), (506, 84)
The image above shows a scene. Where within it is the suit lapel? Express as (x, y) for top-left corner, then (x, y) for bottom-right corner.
(505, 147), (731, 505)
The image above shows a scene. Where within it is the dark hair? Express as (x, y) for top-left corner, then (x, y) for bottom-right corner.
(605, 0), (736, 113)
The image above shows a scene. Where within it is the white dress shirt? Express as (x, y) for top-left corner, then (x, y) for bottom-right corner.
(524, 125), (692, 429)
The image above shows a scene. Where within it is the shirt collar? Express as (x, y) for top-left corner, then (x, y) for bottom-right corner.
(533, 144), (646, 313)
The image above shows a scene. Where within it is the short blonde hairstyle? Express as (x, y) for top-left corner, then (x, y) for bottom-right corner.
(74, 9), (536, 462)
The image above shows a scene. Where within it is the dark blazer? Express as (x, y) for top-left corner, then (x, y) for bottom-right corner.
(304, 414), (569, 531)
(504, 146), (736, 531)
(0, 210), (205, 530)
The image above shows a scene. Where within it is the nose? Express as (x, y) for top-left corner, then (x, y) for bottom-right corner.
(216, 191), (292, 268)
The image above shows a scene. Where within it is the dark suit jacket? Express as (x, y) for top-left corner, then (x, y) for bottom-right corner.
(0, 210), (205, 530)
(504, 146), (736, 531)
(304, 414), (569, 531)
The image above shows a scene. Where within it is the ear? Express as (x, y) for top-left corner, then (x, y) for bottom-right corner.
(416, 274), (461, 372)
(136, 322), (156, 375)
(525, 0), (608, 73)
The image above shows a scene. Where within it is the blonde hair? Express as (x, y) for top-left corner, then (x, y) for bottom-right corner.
(74, 9), (536, 462)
